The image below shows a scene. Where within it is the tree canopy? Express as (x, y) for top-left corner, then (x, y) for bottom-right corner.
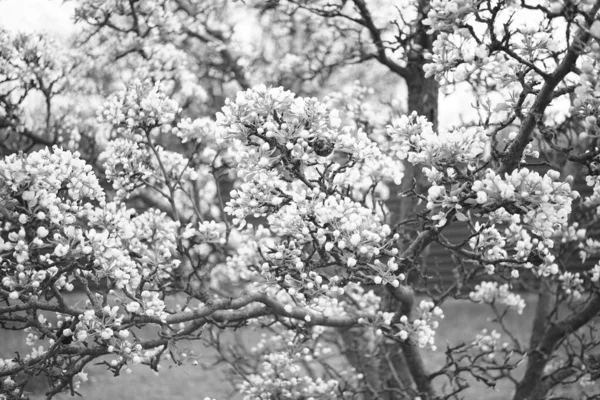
(1, 0), (600, 399)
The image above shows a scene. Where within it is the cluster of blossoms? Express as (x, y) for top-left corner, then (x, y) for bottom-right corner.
(472, 169), (577, 239)
(299, 283), (397, 334)
(52, 301), (163, 361)
(239, 328), (339, 400)
(96, 83), (223, 231)
(558, 272), (585, 299)
(182, 220), (227, 245)
(584, 175), (600, 211)
(388, 112), (488, 171)
(128, 209), (181, 281)
(559, 223), (587, 245)
(571, 60), (600, 139)
(579, 237), (600, 263)
(341, 283), (390, 316)
(468, 223), (510, 271)
(219, 86), (403, 223)
(422, 0), (565, 84)
(174, 117), (219, 144)
(0, 137), (193, 394)
(98, 80), (179, 130)
(0, 147), (105, 297)
(217, 86), (407, 295)
(504, 223), (557, 275)
(387, 112), (489, 227)
(261, 268), (347, 312)
(85, 203), (143, 290)
(423, 0), (478, 34)
(217, 84), (341, 156)
(468, 217), (591, 291)
(269, 194), (400, 267)
(1, 357), (21, 398)
(239, 351), (340, 398)
(224, 158), (288, 224)
(48, 297), (170, 369)
(394, 300), (444, 350)
(469, 282), (526, 314)
(423, 31), (494, 83)
(425, 183), (466, 227)
(83, 201), (184, 293)
(472, 329), (505, 359)
(101, 138), (155, 199)
(397, 114), (576, 235)
(98, 83), (204, 202)
(332, 128), (404, 198)
(0, 28), (80, 100)
(100, 139), (199, 198)
(421, 0), (517, 87)
(239, 327), (360, 399)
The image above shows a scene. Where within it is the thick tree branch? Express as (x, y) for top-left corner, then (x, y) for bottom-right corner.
(513, 292), (600, 400)
(498, 1), (600, 174)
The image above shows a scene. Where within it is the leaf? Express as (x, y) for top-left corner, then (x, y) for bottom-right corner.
(455, 212), (469, 222)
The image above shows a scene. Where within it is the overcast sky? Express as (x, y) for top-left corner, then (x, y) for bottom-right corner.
(0, 0), (75, 36)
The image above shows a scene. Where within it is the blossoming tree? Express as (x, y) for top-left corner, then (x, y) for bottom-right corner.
(1, 0), (600, 399)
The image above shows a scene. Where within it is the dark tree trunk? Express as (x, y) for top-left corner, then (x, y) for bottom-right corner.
(341, 45), (440, 400)
(407, 66), (439, 131)
(512, 284), (556, 400)
(340, 2), (440, 397)
(392, 66), (439, 222)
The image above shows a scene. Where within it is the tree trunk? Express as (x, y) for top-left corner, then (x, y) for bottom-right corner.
(512, 283), (556, 400)
(391, 66), (439, 222)
(340, 5), (440, 398)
